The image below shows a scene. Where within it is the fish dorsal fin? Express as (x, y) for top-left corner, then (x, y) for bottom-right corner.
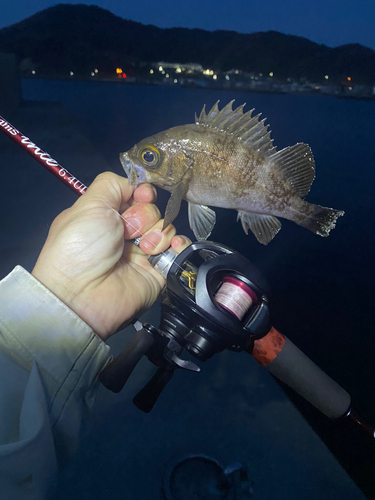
(196, 100), (276, 156)
(269, 143), (315, 197)
(238, 211), (281, 245)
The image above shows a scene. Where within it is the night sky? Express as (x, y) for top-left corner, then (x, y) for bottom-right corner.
(1, 0), (375, 50)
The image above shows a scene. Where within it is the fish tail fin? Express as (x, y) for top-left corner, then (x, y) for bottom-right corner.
(300, 204), (344, 237)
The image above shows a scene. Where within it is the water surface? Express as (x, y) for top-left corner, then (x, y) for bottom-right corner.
(19, 79), (375, 495)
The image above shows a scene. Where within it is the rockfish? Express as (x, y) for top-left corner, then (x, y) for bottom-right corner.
(120, 100), (343, 245)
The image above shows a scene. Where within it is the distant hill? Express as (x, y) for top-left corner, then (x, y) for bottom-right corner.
(0, 4), (374, 84)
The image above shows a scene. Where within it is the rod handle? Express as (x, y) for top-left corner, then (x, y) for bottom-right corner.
(250, 329), (351, 419)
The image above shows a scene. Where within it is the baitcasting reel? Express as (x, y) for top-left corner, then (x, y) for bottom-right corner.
(99, 241), (271, 412)
(99, 241), (375, 438)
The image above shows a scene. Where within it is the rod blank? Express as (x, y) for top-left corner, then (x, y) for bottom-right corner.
(0, 114), (87, 196)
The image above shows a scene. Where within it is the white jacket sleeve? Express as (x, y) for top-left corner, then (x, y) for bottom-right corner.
(0, 266), (111, 500)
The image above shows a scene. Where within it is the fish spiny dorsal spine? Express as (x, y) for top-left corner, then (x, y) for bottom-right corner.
(196, 100), (276, 155)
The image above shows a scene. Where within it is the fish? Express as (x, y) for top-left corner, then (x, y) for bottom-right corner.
(120, 100), (344, 245)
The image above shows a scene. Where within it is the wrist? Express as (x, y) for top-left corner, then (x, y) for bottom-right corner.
(31, 264), (98, 334)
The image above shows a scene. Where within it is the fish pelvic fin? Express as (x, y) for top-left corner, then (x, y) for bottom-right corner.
(196, 100), (276, 157)
(299, 204), (344, 237)
(188, 203), (216, 240)
(238, 211), (282, 245)
(269, 143), (315, 197)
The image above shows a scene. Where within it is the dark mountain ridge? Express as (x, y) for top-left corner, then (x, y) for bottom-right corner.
(0, 4), (374, 84)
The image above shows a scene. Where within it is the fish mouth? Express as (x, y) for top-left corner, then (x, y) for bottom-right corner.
(119, 152), (147, 186)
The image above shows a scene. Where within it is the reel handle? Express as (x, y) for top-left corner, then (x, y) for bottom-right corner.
(99, 325), (155, 393)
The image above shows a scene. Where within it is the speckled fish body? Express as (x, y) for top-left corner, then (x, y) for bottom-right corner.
(120, 101), (344, 244)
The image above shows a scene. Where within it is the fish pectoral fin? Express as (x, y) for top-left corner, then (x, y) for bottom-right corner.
(162, 168), (192, 231)
(188, 203), (216, 241)
(238, 211), (281, 245)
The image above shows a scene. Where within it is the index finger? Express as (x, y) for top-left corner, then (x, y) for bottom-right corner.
(133, 183), (157, 204)
(122, 183), (157, 211)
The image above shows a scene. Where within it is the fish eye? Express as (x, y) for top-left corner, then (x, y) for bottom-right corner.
(140, 146), (160, 167)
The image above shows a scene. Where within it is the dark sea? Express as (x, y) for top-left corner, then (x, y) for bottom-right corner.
(18, 79), (375, 496)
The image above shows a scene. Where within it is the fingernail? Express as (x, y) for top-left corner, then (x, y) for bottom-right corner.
(142, 229), (163, 251)
(172, 235), (187, 246)
(124, 217), (142, 237)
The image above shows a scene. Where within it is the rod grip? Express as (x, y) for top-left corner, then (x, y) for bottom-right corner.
(251, 329), (351, 419)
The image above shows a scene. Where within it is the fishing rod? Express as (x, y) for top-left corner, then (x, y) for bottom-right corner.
(0, 114), (87, 195)
(0, 113), (373, 438)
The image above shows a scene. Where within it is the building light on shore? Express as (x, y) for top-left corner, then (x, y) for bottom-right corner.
(213, 74), (217, 80)
(116, 68), (123, 74)
(347, 77), (351, 81)
(176, 67), (182, 73)
(32, 70), (36, 75)
(159, 66), (163, 71)
(161, 70), (165, 74)
(225, 75), (230, 81)
(349, 86), (352, 90)
(235, 70), (239, 74)
(259, 73), (263, 77)
(150, 69), (154, 74)
(325, 75), (329, 80)
(166, 73), (169, 78)
(91, 72), (95, 76)
(94, 69), (98, 74)
(70, 71), (74, 76)
(269, 72), (274, 77)
(174, 79), (178, 83)
(203, 69), (214, 75)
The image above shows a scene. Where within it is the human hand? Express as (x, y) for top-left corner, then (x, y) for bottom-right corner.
(32, 172), (191, 340)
